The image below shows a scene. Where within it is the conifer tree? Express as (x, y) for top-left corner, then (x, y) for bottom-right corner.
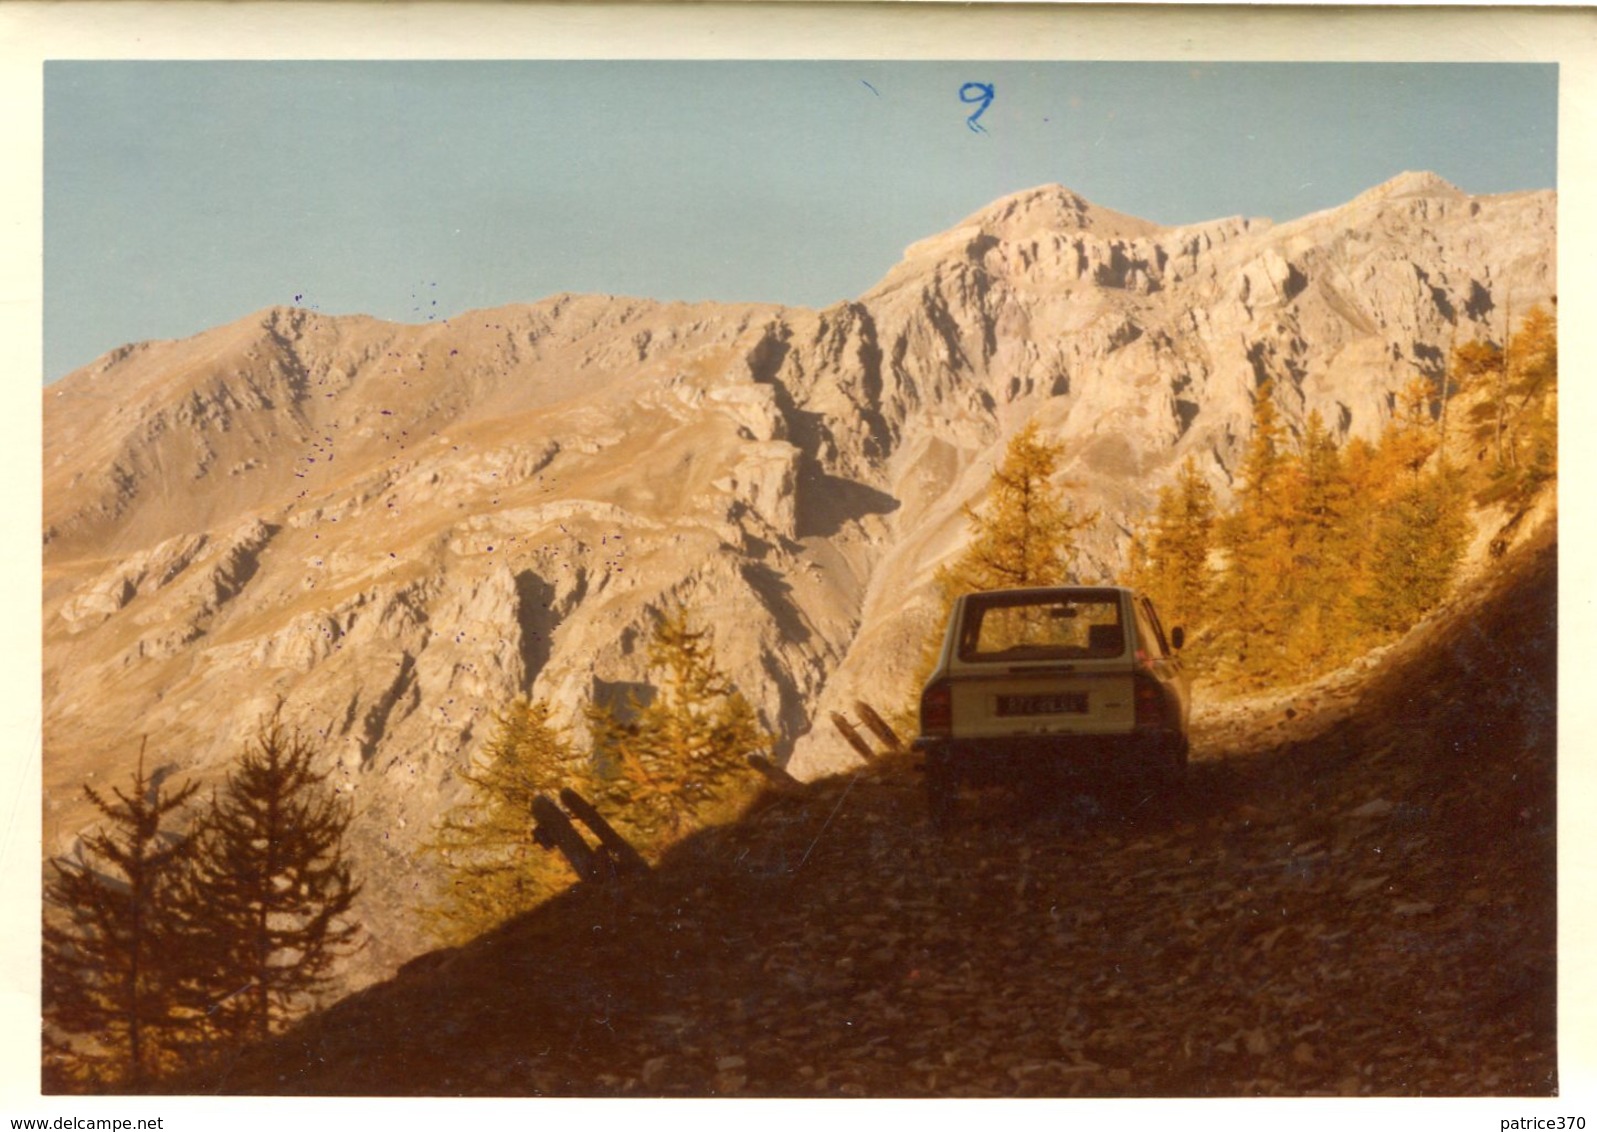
(1279, 412), (1361, 677)
(1212, 382), (1299, 682)
(1338, 433), (1388, 585)
(1446, 337), (1504, 465)
(424, 699), (589, 945)
(186, 716), (360, 1043)
(904, 421), (1094, 719)
(1484, 304), (1558, 506)
(1356, 467), (1470, 635)
(1123, 456), (1215, 640)
(1385, 376), (1442, 484)
(935, 421), (1092, 598)
(42, 753), (200, 1090)
(587, 606), (767, 842)
(1459, 305), (1557, 503)
(1293, 412), (1353, 554)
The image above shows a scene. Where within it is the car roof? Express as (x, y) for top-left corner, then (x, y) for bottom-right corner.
(958, 585), (1136, 602)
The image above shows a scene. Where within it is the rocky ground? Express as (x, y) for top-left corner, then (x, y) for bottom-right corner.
(175, 529), (1557, 1098)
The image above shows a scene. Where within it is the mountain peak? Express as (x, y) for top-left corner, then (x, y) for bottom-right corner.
(886, 184), (1159, 278)
(956, 183), (1158, 241)
(1357, 170), (1465, 202)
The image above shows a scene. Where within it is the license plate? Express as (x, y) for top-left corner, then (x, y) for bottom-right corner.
(996, 692), (1087, 717)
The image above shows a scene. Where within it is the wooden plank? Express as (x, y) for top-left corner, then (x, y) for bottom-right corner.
(558, 788), (650, 876)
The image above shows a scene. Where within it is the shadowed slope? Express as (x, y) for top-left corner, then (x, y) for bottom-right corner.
(171, 529), (1556, 1097)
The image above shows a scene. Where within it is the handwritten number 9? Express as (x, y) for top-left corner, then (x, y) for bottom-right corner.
(960, 82), (995, 133)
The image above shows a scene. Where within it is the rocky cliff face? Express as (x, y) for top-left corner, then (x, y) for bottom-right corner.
(42, 173), (1555, 982)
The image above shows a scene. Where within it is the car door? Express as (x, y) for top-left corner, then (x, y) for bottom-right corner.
(1134, 595), (1191, 727)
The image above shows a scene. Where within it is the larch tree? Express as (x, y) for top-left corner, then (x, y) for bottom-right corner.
(1122, 455), (1216, 643)
(1356, 467), (1470, 636)
(1490, 304), (1558, 507)
(423, 698), (590, 945)
(1212, 382), (1299, 683)
(1460, 304), (1557, 506)
(935, 421), (1093, 599)
(42, 753), (201, 1090)
(1279, 411), (1361, 677)
(1386, 376), (1443, 484)
(1334, 368), (1466, 637)
(1337, 433), (1389, 590)
(185, 716), (361, 1044)
(586, 605), (767, 843)
(904, 420), (1094, 719)
(1446, 337), (1504, 465)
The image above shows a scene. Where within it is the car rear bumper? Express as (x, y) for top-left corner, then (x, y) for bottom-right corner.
(913, 730), (1185, 783)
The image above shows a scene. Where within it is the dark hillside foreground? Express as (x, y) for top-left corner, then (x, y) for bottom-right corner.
(177, 530), (1557, 1097)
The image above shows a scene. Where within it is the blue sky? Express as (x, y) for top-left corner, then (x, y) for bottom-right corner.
(43, 61), (1557, 382)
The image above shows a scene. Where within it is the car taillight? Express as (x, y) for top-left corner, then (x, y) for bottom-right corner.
(1134, 674), (1164, 730)
(921, 681), (953, 735)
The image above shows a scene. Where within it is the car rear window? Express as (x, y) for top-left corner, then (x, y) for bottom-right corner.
(957, 592), (1126, 662)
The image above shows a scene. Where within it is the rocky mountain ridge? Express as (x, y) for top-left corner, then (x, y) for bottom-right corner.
(43, 173), (1556, 982)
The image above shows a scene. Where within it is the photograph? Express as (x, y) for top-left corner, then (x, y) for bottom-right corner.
(10, 1), (1591, 1123)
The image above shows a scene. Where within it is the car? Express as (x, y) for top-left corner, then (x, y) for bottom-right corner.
(912, 585), (1191, 824)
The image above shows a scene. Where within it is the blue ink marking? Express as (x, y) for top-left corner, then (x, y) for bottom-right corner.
(960, 82), (995, 133)
(861, 79), (880, 96)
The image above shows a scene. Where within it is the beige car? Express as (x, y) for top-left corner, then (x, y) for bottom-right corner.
(913, 585), (1191, 824)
